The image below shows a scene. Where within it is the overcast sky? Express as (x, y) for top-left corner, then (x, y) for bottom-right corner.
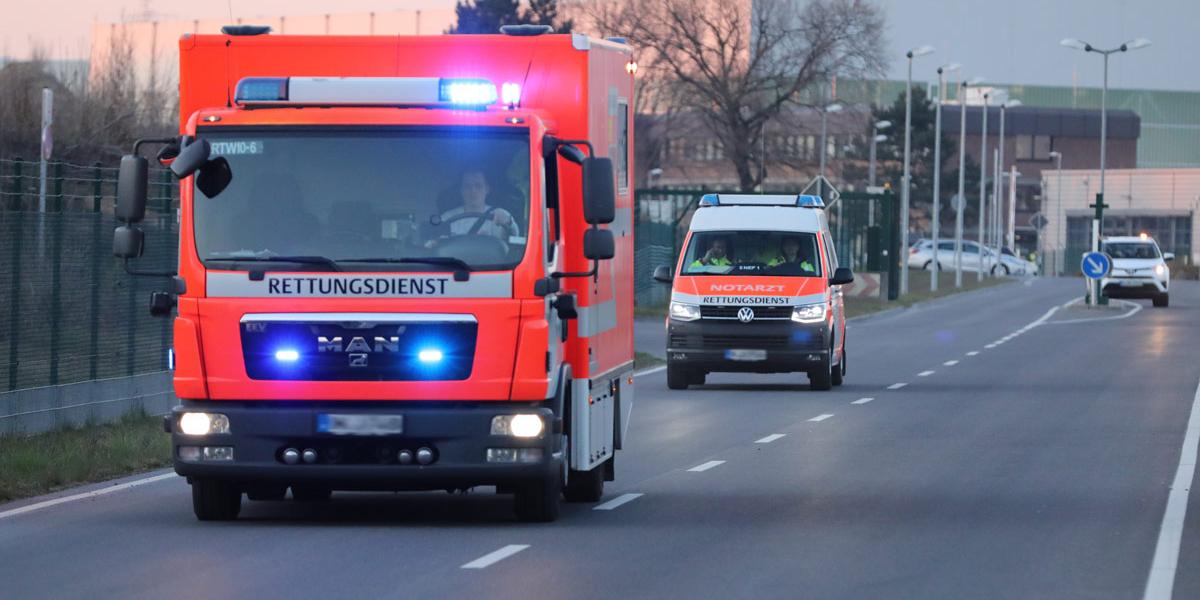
(2, 0), (1197, 91)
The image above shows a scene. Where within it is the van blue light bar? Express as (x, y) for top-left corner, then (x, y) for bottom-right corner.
(698, 194), (825, 207)
(234, 76), (501, 107)
(797, 194), (825, 208)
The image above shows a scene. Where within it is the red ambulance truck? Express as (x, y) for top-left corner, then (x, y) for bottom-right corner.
(111, 25), (635, 522)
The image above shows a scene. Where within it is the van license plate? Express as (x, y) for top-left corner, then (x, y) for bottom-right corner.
(316, 414), (404, 436)
(726, 349), (767, 361)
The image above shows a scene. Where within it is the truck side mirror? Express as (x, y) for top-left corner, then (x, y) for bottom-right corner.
(583, 229), (615, 260)
(830, 267), (854, 286)
(113, 225), (145, 259)
(652, 265), (673, 283)
(116, 155), (148, 223)
(582, 157), (615, 225)
(171, 137), (211, 179)
(148, 291), (177, 317)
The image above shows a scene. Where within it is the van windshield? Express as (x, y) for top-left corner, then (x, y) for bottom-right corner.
(193, 126), (531, 272)
(681, 231), (822, 277)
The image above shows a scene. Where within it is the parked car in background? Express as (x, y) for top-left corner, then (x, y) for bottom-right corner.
(908, 239), (1025, 275)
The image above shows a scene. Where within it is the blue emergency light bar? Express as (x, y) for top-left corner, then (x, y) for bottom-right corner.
(234, 76), (510, 107)
(699, 194), (825, 208)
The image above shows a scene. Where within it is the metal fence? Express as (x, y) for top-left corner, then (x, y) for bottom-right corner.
(0, 158), (178, 393)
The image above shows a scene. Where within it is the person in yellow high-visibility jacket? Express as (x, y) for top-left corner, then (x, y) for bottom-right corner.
(767, 237), (816, 274)
(691, 237), (732, 267)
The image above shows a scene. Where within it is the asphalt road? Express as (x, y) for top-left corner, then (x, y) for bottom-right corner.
(4, 277), (1200, 599)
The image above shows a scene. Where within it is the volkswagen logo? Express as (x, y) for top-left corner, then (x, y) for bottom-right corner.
(737, 307), (755, 323)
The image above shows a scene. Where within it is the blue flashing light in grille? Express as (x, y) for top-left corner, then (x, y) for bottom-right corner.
(417, 349), (444, 364)
(438, 78), (497, 105)
(235, 77), (289, 103)
(274, 349), (300, 362)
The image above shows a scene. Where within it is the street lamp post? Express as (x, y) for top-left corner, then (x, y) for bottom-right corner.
(930, 63), (959, 292)
(996, 100), (1021, 265)
(1047, 150), (1063, 275)
(977, 91), (989, 282)
(1060, 36), (1150, 303)
(901, 45), (934, 296)
(868, 120), (890, 228)
(819, 102), (843, 187)
(954, 77), (983, 288)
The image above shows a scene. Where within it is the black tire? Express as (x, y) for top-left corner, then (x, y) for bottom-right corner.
(192, 479), (241, 521)
(831, 344), (845, 387)
(514, 471), (562, 522)
(1154, 294), (1169, 308)
(563, 463), (605, 503)
(291, 486), (333, 502)
(666, 361), (689, 390)
(991, 264), (1010, 276)
(246, 484), (287, 502)
(690, 369), (707, 386)
(809, 350), (833, 391)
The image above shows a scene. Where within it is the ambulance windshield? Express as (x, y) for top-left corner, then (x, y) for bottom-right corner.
(681, 231), (823, 277)
(193, 127), (531, 271)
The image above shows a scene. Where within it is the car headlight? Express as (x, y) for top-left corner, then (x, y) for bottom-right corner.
(491, 414), (545, 438)
(178, 412), (230, 436)
(1155, 264), (1167, 277)
(791, 303), (826, 323)
(669, 301), (701, 322)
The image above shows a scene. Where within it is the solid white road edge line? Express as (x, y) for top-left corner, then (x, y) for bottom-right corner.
(888, 383), (907, 390)
(594, 493), (644, 511)
(1142, 376), (1200, 599)
(808, 414), (834, 422)
(944, 360), (959, 366)
(688, 460), (725, 472)
(635, 364), (667, 377)
(0, 472), (176, 521)
(852, 397), (874, 405)
(1050, 299), (1143, 325)
(755, 434), (786, 444)
(461, 545), (531, 569)
(918, 370), (935, 377)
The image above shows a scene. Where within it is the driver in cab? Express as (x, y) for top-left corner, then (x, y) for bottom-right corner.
(436, 169), (520, 241)
(691, 237), (732, 268)
(767, 236), (817, 274)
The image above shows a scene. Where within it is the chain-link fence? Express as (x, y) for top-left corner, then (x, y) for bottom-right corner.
(0, 158), (178, 393)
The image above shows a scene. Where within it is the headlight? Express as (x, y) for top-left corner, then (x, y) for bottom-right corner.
(669, 301), (701, 322)
(1155, 264), (1167, 276)
(178, 412), (230, 436)
(491, 414), (544, 438)
(791, 303), (826, 323)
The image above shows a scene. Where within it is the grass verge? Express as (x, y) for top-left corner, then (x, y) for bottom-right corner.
(845, 269), (1013, 319)
(0, 413), (171, 504)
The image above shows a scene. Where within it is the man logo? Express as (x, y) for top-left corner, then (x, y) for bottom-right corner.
(737, 307), (755, 323)
(317, 335), (400, 367)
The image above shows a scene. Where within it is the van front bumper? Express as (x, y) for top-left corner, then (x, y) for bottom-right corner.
(666, 318), (830, 373)
(166, 401), (561, 490)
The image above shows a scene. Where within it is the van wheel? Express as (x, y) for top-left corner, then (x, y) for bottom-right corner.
(666, 361), (689, 390)
(514, 470), (562, 522)
(832, 344), (845, 386)
(1154, 294), (1169, 308)
(809, 351), (833, 391)
(563, 462), (605, 503)
(690, 369), (707, 386)
(192, 479), (241, 521)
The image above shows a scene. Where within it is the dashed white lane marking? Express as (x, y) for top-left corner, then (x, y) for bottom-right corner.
(1142, 376), (1200, 599)
(593, 493), (644, 511)
(688, 460), (726, 472)
(808, 414), (834, 422)
(462, 545), (530, 569)
(966, 351), (980, 356)
(943, 360), (959, 366)
(0, 472), (176, 521)
(852, 397), (874, 405)
(918, 370), (935, 377)
(887, 383), (908, 390)
(985, 343), (998, 349)
(755, 434), (786, 444)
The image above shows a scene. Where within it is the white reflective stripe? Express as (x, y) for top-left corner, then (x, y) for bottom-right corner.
(578, 299), (618, 337)
(239, 313), (477, 323)
(206, 271), (512, 298)
(671, 290), (826, 306)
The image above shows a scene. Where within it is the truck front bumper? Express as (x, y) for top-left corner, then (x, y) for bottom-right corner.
(167, 400), (561, 490)
(666, 318), (830, 373)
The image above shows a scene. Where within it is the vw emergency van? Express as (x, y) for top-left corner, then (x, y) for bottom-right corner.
(653, 194), (853, 391)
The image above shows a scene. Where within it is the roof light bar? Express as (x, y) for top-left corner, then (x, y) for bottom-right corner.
(698, 194), (826, 208)
(234, 76), (503, 108)
(439, 78), (497, 105)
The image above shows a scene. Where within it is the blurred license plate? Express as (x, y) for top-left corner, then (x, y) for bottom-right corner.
(725, 349), (767, 361)
(1121, 280), (1144, 287)
(317, 414), (404, 436)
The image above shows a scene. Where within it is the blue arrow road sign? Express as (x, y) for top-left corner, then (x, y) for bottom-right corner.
(1081, 251), (1112, 279)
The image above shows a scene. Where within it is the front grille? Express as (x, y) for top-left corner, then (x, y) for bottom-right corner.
(670, 333), (823, 351)
(700, 305), (792, 320)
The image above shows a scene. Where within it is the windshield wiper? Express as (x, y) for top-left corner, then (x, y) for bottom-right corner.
(339, 257), (473, 281)
(205, 255), (343, 272)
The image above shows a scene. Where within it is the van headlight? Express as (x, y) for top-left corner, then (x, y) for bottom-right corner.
(791, 303), (826, 323)
(669, 302), (701, 322)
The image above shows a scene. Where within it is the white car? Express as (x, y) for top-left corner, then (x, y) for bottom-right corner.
(997, 247), (1038, 276)
(908, 239), (1015, 275)
(1099, 235), (1173, 307)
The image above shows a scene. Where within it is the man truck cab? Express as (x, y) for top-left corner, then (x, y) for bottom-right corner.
(653, 194), (853, 391)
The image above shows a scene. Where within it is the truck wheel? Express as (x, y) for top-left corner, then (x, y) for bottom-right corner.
(246, 484), (287, 501)
(563, 462), (605, 503)
(666, 362), (689, 390)
(291, 486), (333, 502)
(832, 344), (845, 387)
(192, 479), (241, 521)
(809, 350), (833, 391)
(1154, 294), (1169, 307)
(514, 471), (562, 522)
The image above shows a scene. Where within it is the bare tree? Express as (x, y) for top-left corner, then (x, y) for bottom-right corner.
(583, 0), (885, 192)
